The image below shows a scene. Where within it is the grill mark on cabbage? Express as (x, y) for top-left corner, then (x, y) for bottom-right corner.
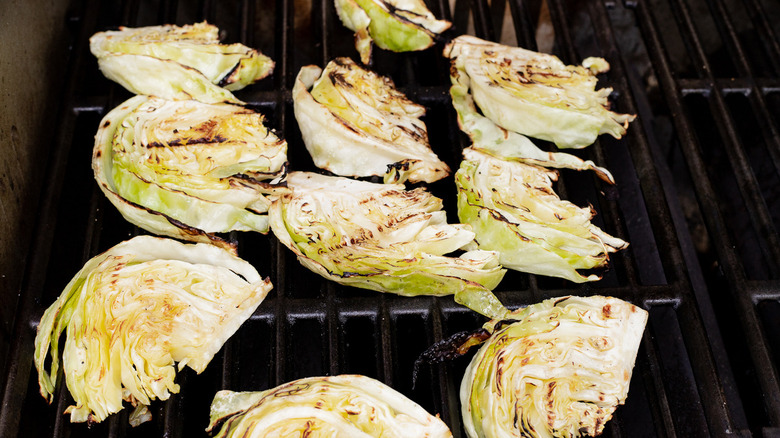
(396, 124), (427, 142)
(145, 134), (229, 148)
(546, 381), (557, 426)
(301, 420), (315, 438)
(217, 62), (241, 87)
(111, 193), (234, 250)
(373, 1), (437, 38)
(328, 70), (354, 89)
(494, 352), (505, 396)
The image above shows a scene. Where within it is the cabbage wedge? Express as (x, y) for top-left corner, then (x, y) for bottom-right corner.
(460, 295), (647, 438)
(269, 172), (508, 319)
(444, 35), (635, 149)
(90, 22), (274, 103)
(34, 236), (273, 426)
(448, 53), (614, 183)
(206, 375), (452, 437)
(93, 95), (288, 250)
(293, 58), (449, 184)
(456, 148), (627, 283)
(335, 0), (451, 64)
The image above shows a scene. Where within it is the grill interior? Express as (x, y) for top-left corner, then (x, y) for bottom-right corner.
(1, 0), (779, 436)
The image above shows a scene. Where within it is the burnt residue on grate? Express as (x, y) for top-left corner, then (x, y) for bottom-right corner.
(2, 0), (779, 437)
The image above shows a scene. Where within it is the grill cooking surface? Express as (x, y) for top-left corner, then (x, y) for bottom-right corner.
(2, 0), (779, 436)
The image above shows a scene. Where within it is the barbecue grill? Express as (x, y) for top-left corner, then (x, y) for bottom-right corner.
(1, 0), (778, 436)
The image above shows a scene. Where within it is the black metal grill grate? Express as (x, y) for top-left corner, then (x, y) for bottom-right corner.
(1, 0), (779, 436)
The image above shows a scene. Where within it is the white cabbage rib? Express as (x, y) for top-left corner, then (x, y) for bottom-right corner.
(90, 22), (274, 102)
(293, 58), (449, 184)
(93, 95), (288, 249)
(461, 295), (648, 438)
(444, 35), (635, 149)
(269, 171), (508, 319)
(456, 148), (627, 283)
(206, 375), (452, 437)
(34, 236), (273, 426)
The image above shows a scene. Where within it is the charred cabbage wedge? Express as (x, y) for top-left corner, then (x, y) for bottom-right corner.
(206, 375), (452, 437)
(461, 295), (647, 438)
(444, 35), (635, 149)
(93, 95), (288, 250)
(448, 53), (614, 183)
(34, 236), (273, 426)
(293, 58), (449, 184)
(335, 0), (451, 64)
(90, 22), (274, 103)
(269, 172), (508, 319)
(456, 148), (627, 283)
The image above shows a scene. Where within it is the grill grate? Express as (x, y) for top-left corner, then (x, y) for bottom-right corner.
(2, 0), (779, 436)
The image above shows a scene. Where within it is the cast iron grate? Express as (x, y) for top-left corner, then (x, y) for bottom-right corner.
(1, 0), (779, 436)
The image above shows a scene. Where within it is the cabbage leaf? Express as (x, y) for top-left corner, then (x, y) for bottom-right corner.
(206, 375), (452, 437)
(93, 95), (288, 250)
(269, 171), (508, 319)
(444, 35), (635, 149)
(335, 0), (451, 64)
(90, 22), (274, 103)
(461, 295), (647, 438)
(448, 52), (615, 183)
(456, 148), (627, 283)
(34, 236), (273, 425)
(293, 58), (449, 184)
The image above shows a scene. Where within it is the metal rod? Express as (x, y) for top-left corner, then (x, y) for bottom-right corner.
(635, 0), (780, 427)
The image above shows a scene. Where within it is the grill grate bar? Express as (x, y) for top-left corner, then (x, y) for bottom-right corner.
(379, 297), (394, 386)
(634, 0), (780, 429)
(469, 0), (497, 42)
(543, 0), (642, 283)
(588, 1), (688, 282)
(665, 0), (780, 272)
(318, 0), (330, 63)
(506, 0), (539, 51)
(326, 283), (341, 376)
(640, 328), (679, 436)
(739, 0), (780, 73)
(704, 0), (780, 202)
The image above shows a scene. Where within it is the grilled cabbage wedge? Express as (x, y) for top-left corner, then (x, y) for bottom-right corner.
(456, 148), (627, 283)
(444, 35), (635, 149)
(335, 0), (451, 64)
(206, 375), (452, 437)
(269, 171), (509, 319)
(461, 295), (647, 438)
(93, 95), (288, 250)
(90, 22), (274, 103)
(293, 58), (449, 184)
(448, 54), (615, 183)
(34, 236), (273, 426)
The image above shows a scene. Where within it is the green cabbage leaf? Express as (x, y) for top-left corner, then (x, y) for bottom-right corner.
(269, 171), (508, 319)
(461, 295), (647, 438)
(206, 375), (452, 437)
(293, 58), (449, 184)
(444, 35), (635, 149)
(34, 236), (273, 426)
(456, 148), (627, 283)
(93, 95), (288, 249)
(90, 22), (274, 103)
(335, 0), (451, 64)
(448, 53), (615, 183)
